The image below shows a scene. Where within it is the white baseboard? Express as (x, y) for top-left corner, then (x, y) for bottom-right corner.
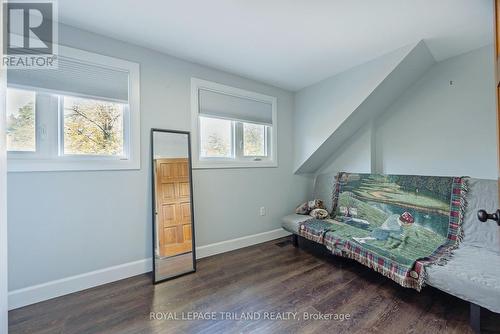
(8, 228), (290, 310)
(195, 228), (290, 259)
(8, 258), (152, 311)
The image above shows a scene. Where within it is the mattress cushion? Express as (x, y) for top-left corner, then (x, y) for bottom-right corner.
(282, 214), (308, 234)
(425, 245), (500, 313)
(461, 178), (500, 254)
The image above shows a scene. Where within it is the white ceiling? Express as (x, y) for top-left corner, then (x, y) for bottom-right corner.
(57, 0), (493, 91)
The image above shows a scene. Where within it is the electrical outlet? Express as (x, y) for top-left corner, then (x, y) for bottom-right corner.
(259, 207), (266, 216)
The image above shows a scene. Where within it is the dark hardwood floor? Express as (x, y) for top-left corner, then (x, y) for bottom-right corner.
(9, 237), (500, 334)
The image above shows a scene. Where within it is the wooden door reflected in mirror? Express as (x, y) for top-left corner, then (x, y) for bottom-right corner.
(151, 129), (196, 283)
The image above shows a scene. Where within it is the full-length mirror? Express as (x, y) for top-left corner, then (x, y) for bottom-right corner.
(151, 129), (196, 283)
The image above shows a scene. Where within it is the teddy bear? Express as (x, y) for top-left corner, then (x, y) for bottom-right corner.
(295, 199), (330, 219)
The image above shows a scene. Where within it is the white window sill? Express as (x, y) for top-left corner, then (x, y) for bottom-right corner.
(7, 158), (140, 172)
(193, 160), (277, 169)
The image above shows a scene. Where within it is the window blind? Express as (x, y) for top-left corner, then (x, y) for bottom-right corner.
(198, 89), (273, 125)
(7, 55), (130, 103)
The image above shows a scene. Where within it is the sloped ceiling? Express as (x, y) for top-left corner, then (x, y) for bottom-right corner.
(293, 41), (436, 174)
(56, 0), (491, 91)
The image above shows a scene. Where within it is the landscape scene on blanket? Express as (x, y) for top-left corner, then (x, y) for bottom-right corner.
(333, 173), (453, 266)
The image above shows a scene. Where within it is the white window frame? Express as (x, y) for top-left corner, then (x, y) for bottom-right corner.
(191, 78), (278, 169)
(7, 45), (140, 172)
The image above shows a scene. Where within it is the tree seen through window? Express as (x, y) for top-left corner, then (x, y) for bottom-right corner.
(63, 97), (124, 156)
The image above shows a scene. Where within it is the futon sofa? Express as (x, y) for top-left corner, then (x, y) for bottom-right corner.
(282, 173), (500, 332)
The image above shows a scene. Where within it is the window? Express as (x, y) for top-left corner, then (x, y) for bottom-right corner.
(191, 78), (277, 168)
(199, 116), (232, 158)
(7, 88), (36, 152)
(6, 45), (140, 172)
(62, 96), (125, 156)
(243, 122), (268, 157)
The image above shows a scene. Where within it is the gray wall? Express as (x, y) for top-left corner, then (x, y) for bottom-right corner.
(293, 44), (413, 171)
(153, 132), (189, 159)
(318, 46), (497, 180)
(317, 124), (373, 175)
(376, 46), (497, 179)
(7, 24), (310, 291)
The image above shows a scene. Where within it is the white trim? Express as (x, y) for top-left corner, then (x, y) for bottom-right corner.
(191, 78), (278, 169)
(7, 45), (141, 172)
(8, 228), (290, 310)
(196, 228), (290, 259)
(8, 259), (152, 311)
(0, 2), (8, 330)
